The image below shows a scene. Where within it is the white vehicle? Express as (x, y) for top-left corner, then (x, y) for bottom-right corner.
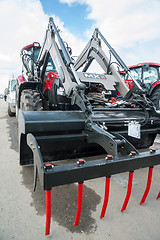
(7, 78), (17, 116)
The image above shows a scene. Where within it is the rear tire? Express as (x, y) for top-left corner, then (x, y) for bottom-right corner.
(150, 87), (160, 110)
(20, 89), (43, 111)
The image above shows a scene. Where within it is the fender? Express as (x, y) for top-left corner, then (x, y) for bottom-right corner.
(17, 75), (26, 86)
(148, 81), (160, 95)
(43, 71), (59, 94)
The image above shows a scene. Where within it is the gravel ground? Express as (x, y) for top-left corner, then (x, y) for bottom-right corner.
(0, 99), (160, 240)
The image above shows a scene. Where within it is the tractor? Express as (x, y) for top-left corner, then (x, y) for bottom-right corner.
(16, 18), (160, 236)
(123, 63), (160, 109)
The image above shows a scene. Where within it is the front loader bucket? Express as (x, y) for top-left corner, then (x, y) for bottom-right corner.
(19, 108), (160, 165)
(19, 110), (100, 165)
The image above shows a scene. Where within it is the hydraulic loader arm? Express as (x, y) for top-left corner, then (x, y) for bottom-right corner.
(74, 28), (143, 98)
(36, 17), (92, 113)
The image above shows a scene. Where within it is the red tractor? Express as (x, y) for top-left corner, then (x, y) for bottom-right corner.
(16, 42), (42, 113)
(16, 42), (60, 113)
(16, 18), (160, 236)
(123, 63), (160, 109)
(16, 40), (72, 114)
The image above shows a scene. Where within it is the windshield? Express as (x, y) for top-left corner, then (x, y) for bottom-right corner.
(124, 65), (160, 91)
(46, 57), (56, 72)
(142, 66), (159, 91)
(143, 67), (158, 82)
(35, 48), (66, 77)
(130, 68), (142, 83)
(33, 47), (41, 61)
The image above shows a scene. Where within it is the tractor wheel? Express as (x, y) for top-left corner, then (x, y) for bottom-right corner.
(150, 87), (160, 110)
(8, 103), (15, 117)
(20, 89), (43, 111)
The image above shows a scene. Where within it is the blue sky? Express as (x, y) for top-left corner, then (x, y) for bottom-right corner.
(40, 0), (94, 40)
(0, 0), (160, 93)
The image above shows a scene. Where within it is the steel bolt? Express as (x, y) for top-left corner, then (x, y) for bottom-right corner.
(130, 151), (136, 156)
(77, 159), (86, 165)
(105, 155), (113, 160)
(150, 148), (156, 153)
(45, 163), (54, 170)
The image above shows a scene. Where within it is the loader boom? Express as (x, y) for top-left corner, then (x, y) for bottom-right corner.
(37, 17), (91, 113)
(36, 18), (144, 114)
(74, 28), (143, 97)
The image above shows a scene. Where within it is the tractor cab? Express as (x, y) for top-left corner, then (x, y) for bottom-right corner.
(21, 42), (41, 77)
(122, 63), (160, 109)
(124, 63), (160, 93)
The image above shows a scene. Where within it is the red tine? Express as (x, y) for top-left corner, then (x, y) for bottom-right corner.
(121, 171), (134, 212)
(156, 192), (160, 199)
(45, 190), (51, 236)
(140, 167), (153, 205)
(74, 183), (83, 226)
(100, 177), (111, 218)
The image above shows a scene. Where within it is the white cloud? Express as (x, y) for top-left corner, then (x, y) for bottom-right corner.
(60, 0), (160, 64)
(87, 0), (160, 47)
(0, 0), (47, 92)
(0, 0), (160, 93)
(60, 0), (160, 44)
(0, 0), (86, 93)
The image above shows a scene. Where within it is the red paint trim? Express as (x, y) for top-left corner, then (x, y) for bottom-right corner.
(45, 190), (51, 236)
(17, 75), (25, 86)
(21, 42), (40, 52)
(124, 79), (134, 89)
(100, 177), (110, 218)
(140, 167), (153, 205)
(151, 81), (160, 88)
(43, 71), (59, 94)
(121, 171), (134, 212)
(74, 183), (83, 226)
(129, 62), (160, 69)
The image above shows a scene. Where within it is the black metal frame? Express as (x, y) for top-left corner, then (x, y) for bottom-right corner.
(27, 133), (160, 191)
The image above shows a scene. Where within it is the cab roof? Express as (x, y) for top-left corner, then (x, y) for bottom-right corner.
(128, 62), (160, 69)
(21, 42), (41, 53)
